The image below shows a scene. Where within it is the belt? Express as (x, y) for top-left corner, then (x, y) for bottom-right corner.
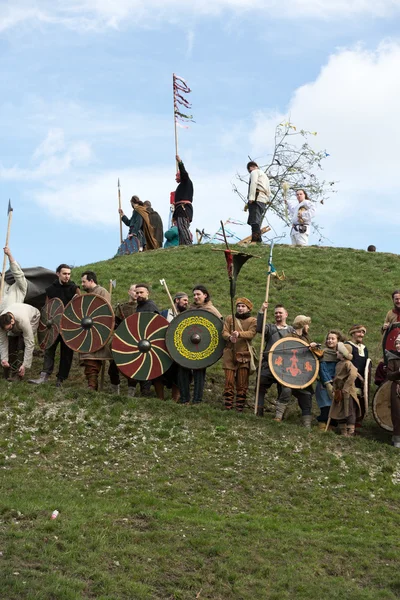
(174, 200), (192, 206)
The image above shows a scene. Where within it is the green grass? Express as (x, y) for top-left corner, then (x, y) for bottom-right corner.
(1, 244), (400, 599)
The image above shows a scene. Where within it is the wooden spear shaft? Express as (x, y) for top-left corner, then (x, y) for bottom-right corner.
(118, 179), (123, 244)
(254, 242), (274, 415)
(173, 73), (179, 171)
(0, 206), (13, 302)
(160, 279), (178, 317)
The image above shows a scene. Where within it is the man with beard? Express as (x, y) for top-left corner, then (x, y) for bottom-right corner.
(256, 303), (295, 418)
(222, 297), (257, 411)
(382, 290), (400, 333)
(29, 264), (80, 387)
(161, 292), (189, 322)
(80, 271), (112, 391)
(173, 154), (193, 245)
(347, 324), (369, 432)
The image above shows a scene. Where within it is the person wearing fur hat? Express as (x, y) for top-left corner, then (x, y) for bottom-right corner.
(329, 342), (361, 437)
(385, 334), (400, 448)
(222, 298), (257, 411)
(347, 324), (369, 430)
(286, 315), (323, 428)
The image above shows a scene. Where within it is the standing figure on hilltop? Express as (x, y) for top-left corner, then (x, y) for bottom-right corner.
(143, 201), (164, 249)
(285, 189), (315, 247)
(222, 297), (257, 412)
(118, 196), (158, 251)
(173, 155), (193, 245)
(246, 161), (271, 244)
(330, 342), (361, 437)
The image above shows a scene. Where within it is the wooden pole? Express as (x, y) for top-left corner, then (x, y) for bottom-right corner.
(160, 279), (178, 317)
(220, 221), (237, 361)
(173, 73), (179, 170)
(118, 179), (123, 244)
(254, 242), (274, 415)
(0, 203), (13, 302)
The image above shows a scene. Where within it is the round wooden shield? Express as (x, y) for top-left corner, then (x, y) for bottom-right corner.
(61, 293), (114, 353)
(112, 313), (172, 381)
(372, 380), (393, 432)
(268, 336), (320, 389)
(363, 358), (372, 415)
(37, 297), (64, 350)
(383, 322), (400, 362)
(165, 309), (224, 370)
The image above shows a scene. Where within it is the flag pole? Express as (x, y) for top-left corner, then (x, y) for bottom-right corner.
(254, 241), (274, 415)
(173, 73), (179, 170)
(0, 201), (13, 302)
(118, 179), (123, 244)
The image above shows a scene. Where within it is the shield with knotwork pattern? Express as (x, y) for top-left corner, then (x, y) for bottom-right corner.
(268, 336), (319, 389)
(165, 309), (224, 370)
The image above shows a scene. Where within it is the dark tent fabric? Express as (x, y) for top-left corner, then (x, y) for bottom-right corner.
(4, 267), (57, 310)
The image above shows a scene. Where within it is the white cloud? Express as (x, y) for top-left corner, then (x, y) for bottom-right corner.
(249, 40), (400, 244)
(0, 128), (92, 180)
(0, 0), (399, 33)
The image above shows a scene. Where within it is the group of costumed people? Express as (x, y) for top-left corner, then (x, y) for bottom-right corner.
(117, 155), (194, 253)
(117, 157), (316, 254)
(2, 243), (400, 449)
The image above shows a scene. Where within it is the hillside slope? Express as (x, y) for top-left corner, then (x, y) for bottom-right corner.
(2, 243), (400, 600)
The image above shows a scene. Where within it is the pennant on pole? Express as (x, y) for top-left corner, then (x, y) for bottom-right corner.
(173, 73), (195, 126)
(224, 250), (254, 298)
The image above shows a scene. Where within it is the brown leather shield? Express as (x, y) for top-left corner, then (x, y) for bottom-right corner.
(37, 297), (64, 350)
(268, 336), (319, 389)
(372, 380), (393, 432)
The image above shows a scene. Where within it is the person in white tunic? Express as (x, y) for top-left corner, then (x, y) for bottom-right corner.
(0, 303), (40, 379)
(285, 189), (315, 246)
(246, 161), (271, 243)
(0, 246), (28, 313)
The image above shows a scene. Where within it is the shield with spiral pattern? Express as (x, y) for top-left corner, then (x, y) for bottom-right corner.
(37, 297), (64, 350)
(112, 312), (172, 380)
(165, 309), (224, 370)
(61, 293), (114, 353)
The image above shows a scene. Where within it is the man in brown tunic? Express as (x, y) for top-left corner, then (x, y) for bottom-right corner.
(382, 290), (400, 333)
(222, 297), (257, 411)
(80, 271), (112, 391)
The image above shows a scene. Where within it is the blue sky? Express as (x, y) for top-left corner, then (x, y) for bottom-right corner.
(1, 0), (400, 271)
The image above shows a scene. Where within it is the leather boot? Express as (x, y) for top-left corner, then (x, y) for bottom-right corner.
(28, 371), (49, 385)
(347, 425), (355, 437)
(128, 387), (136, 398)
(274, 401), (287, 422)
(338, 423), (348, 436)
(302, 415), (312, 429)
(392, 435), (400, 448)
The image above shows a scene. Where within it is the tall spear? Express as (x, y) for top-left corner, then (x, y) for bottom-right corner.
(118, 179), (123, 244)
(0, 200), (13, 302)
(254, 241), (275, 415)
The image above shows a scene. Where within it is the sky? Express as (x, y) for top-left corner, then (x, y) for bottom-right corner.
(1, 0), (400, 270)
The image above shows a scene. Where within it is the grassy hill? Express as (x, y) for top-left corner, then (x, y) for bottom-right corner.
(2, 244), (400, 600)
